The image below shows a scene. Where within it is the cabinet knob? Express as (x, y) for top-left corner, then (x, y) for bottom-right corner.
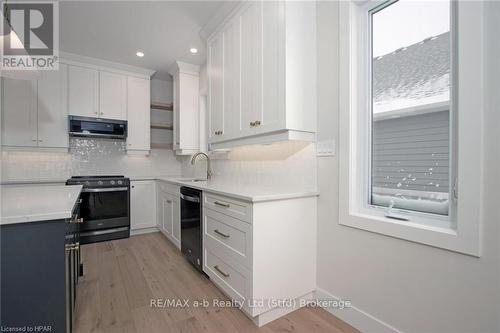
(250, 122), (255, 127)
(254, 120), (261, 126)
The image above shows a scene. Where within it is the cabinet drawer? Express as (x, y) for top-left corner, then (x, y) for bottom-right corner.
(157, 181), (180, 196)
(204, 248), (249, 302)
(204, 193), (251, 223)
(204, 209), (251, 268)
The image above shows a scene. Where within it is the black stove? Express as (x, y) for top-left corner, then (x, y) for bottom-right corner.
(66, 176), (130, 244)
(67, 175), (129, 188)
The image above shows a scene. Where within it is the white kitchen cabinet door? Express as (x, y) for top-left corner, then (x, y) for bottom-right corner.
(208, 35), (223, 142)
(162, 193), (174, 235)
(259, 0), (284, 134)
(169, 61), (200, 155)
(222, 17), (241, 140)
(126, 76), (150, 153)
(171, 196), (181, 247)
(37, 64), (69, 148)
(239, 1), (262, 138)
(99, 71), (127, 120)
(173, 71), (180, 149)
(131, 181), (157, 230)
(68, 65), (99, 118)
(1, 78), (37, 147)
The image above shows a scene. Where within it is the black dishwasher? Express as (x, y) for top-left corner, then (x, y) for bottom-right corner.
(180, 187), (203, 272)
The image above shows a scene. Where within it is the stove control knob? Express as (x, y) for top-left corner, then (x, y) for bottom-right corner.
(85, 181), (90, 186)
(98, 181), (103, 185)
(117, 180), (123, 185)
(110, 180), (115, 185)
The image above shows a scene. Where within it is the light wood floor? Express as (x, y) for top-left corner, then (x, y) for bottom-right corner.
(74, 232), (359, 333)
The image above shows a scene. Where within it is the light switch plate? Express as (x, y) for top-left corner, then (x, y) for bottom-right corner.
(316, 139), (336, 157)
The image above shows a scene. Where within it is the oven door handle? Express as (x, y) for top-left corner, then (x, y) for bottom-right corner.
(81, 187), (128, 193)
(180, 193), (200, 203)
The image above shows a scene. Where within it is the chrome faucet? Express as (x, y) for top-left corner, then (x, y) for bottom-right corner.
(190, 152), (213, 180)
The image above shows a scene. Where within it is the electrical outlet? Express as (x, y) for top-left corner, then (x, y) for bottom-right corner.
(316, 139), (336, 157)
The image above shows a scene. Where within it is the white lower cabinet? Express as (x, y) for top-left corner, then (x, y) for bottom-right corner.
(157, 182), (181, 249)
(130, 181), (157, 231)
(202, 192), (317, 327)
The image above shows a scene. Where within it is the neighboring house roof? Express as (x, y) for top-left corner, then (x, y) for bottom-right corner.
(373, 31), (450, 115)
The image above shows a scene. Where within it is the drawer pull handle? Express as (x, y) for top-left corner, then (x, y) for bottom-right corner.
(214, 229), (230, 238)
(65, 242), (80, 251)
(214, 201), (230, 208)
(214, 265), (230, 278)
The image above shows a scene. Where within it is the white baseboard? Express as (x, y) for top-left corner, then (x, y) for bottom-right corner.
(314, 288), (401, 333)
(130, 227), (160, 236)
(251, 291), (315, 327)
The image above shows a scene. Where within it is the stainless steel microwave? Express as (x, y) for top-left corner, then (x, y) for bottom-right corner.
(69, 116), (127, 140)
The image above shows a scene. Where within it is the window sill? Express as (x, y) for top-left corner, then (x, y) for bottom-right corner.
(339, 208), (478, 257)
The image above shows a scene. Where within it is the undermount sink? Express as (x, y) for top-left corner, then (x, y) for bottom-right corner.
(176, 178), (206, 183)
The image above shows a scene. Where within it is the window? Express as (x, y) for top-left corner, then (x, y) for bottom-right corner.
(369, 0), (453, 217)
(338, 0), (484, 256)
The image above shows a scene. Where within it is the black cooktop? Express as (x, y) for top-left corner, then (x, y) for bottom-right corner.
(70, 175), (125, 179)
(67, 175), (129, 187)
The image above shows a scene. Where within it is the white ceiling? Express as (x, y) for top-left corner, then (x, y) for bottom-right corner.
(60, 1), (224, 80)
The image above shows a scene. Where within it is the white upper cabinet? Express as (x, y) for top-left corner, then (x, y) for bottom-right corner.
(1, 65), (69, 150)
(99, 71), (127, 120)
(37, 64), (69, 148)
(126, 76), (150, 153)
(2, 78), (38, 147)
(68, 65), (99, 118)
(206, 0), (317, 148)
(168, 61), (200, 155)
(240, 2), (263, 138)
(208, 36), (223, 141)
(222, 16), (241, 140)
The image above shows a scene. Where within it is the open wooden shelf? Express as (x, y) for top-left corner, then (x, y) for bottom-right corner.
(151, 102), (173, 111)
(150, 123), (173, 130)
(151, 143), (173, 150)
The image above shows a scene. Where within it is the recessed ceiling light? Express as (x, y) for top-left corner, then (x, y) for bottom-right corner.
(189, 48), (198, 54)
(136, 51), (144, 58)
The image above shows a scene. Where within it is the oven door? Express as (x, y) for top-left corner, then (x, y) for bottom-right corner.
(79, 187), (129, 231)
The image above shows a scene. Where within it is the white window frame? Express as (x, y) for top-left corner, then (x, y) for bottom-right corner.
(339, 0), (484, 256)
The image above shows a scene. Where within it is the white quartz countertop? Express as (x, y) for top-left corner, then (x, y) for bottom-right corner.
(0, 184), (83, 225)
(156, 177), (319, 203)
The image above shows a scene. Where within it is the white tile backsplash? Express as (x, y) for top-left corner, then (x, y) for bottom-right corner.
(182, 141), (317, 191)
(2, 139), (316, 191)
(1, 138), (183, 182)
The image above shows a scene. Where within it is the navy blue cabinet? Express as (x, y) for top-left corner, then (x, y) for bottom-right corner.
(1, 203), (81, 333)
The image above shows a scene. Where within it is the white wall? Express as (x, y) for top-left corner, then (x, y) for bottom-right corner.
(315, 2), (500, 332)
